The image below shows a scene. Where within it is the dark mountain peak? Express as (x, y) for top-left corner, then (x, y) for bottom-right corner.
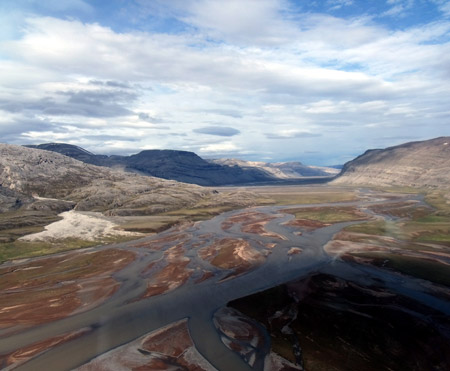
(131, 149), (202, 161)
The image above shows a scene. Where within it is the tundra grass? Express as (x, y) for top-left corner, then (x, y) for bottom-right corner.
(425, 191), (450, 215)
(0, 233), (140, 264)
(0, 239), (99, 263)
(0, 210), (61, 243)
(285, 206), (367, 224)
(118, 216), (182, 233)
(255, 190), (358, 206)
(162, 205), (239, 221)
(345, 207), (450, 243)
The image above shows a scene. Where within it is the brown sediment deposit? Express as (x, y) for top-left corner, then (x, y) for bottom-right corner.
(326, 231), (450, 265)
(195, 270), (214, 284)
(323, 230), (403, 256)
(324, 239), (389, 256)
(288, 247), (302, 255)
(368, 201), (430, 219)
(285, 219), (331, 230)
(139, 244), (193, 299)
(141, 319), (192, 356)
(199, 238), (265, 274)
(0, 328), (91, 369)
(0, 249), (135, 332)
(222, 211), (285, 239)
(77, 319), (215, 370)
(140, 260), (192, 299)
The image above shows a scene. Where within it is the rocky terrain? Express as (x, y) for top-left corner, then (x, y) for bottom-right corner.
(210, 158), (338, 178)
(0, 144), (257, 246)
(333, 137), (450, 189)
(0, 144), (211, 213)
(27, 143), (275, 186)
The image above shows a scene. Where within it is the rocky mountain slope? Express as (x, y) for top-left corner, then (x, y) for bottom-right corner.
(211, 159), (338, 178)
(333, 137), (450, 189)
(27, 143), (274, 186)
(0, 144), (251, 216)
(0, 144), (260, 246)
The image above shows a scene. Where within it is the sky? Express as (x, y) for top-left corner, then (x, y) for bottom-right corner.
(0, 0), (449, 165)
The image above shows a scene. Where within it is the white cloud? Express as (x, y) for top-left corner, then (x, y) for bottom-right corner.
(0, 1), (449, 164)
(327, 0), (354, 10)
(199, 141), (240, 153)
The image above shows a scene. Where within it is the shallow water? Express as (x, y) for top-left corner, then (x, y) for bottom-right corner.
(2, 192), (447, 371)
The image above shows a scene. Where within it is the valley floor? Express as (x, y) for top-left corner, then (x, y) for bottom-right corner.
(0, 186), (449, 370)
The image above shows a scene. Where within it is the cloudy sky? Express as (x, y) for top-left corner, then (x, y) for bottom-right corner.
(1, 0), (449, 165)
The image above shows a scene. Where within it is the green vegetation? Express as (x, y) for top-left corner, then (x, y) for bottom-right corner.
(163, 205), (238, 220)
(119, 216), (182, 233)
(345, 211), (450, 243)
(255, 189), (358, 206)
(345, 220), (404, 237)
(0, 210), (61, 243)
(425, 191), (450, 215)
(0, 239), (99, 263)
(0, 234), (140, 264)
(285, 206), (367, 224)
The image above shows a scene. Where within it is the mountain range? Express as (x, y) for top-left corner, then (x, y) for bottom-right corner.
(0, 144), (268, 244)
(1, 137), (449, 245)
(0, 144), (212, 216)
(26, 143), (334, 186)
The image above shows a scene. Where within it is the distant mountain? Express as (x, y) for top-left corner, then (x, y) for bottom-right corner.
(333, 137), (450, 189)
(123, 150), (274, 185)
(210, 159), (338, 178)
(27, 143), (275, 186)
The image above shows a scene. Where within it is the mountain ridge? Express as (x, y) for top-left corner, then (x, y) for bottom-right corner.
(27, 143), (336, 186)
(333, 137), (450, 189)
(26, 143), (276, 186)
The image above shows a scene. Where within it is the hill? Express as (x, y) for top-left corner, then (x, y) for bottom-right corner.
(333, 137), (450, 189)
(0, 144), (215, 214)
(0, 144), (258, 247)
(27, 143), (275, 186)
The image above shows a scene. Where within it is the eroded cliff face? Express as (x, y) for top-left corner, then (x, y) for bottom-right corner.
(333, 137), (450, 189)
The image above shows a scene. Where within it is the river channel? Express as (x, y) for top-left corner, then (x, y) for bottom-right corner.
(2, 191), (449, 370)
